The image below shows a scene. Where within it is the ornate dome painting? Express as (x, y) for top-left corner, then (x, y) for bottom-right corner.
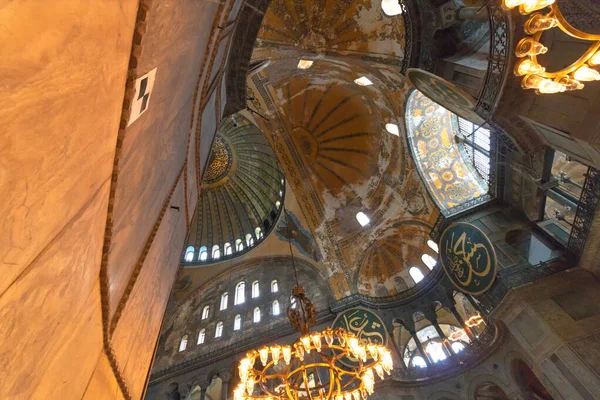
(406, 90), (489, 215)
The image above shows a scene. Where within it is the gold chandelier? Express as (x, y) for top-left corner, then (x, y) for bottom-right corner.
(503, 0), (600, 94)
(234, 207), (393, 400)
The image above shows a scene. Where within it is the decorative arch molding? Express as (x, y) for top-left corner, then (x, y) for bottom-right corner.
(467, 373), (511, 400)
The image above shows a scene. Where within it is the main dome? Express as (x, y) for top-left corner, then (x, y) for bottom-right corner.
(182, 113), (285, 265)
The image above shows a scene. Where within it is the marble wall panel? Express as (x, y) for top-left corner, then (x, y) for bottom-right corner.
(112, 177), (188, 399)
(0, 0), (137, 295)
(0, 181), (110, 399)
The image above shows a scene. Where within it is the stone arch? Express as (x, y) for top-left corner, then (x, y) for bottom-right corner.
(467, 374), (511, 400)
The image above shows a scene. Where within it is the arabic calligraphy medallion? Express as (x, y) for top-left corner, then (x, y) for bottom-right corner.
(439, 222), (497, 295)
(332, 308), (387, 367)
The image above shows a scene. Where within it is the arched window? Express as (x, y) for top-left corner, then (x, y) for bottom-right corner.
(179, 335), (188, 352)
(290, 295), (297, 309)
(236, 239), (244, 252)
(253, 307), (261, 323)
(215, 321), (223, 338)
(184, 246), (195, 262)
(451, 341), (465, 353)
(409, 267), (425, 284)
(234, 314), (241, 331)
(246, 233), (254, 247)
(411, 356), (426, 368)
(272, 300), (280, 316)
(422, 254), (437, 270)
(235, 282), (245, 305)
(271, 280), (279, 293)
(199, 246), (208, 261)
(426, 341), (447, 363)
(276, 201), (281, 209)
(381, 0), (403, 16)
(255, 227), (263, 239)
(212, 245), (221, 260)
(220, 292), (228, 310)
(197, 329), (205, 344)
(427, 240), (439, 253)
(224, 242), (232, 256)
(252, 281), (260, 298)
(201, 305), (209, 320)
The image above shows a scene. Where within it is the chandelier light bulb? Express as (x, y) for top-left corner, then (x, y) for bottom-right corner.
(311, 332), (322, 352)
(520, 0), (555, 14)
(324, 328), (334, 347)
(297, 60), (314, 70)
(361, 389), (368, 400)
(515, 59), (545, 76)
(516, 37), (548, 57)
(374, 364), (385, 380)
(294, 342), (305, 361)
(301, 335), (312, 354)
(359, 346), (368, 363)
(337, 331), (346, 346)
(352, 391), (360, 400)
(349, 336), (360, 357)
(271, 345), (281, 365)
(259, 346), (269, 366)
(234, 383), (246, 400)
(344, 392), (352, 400)
(590, 51), (600, 66)
(557, 76), (584, 91)
(335, 395), (343, 400)
(246, 377), (255, 395)
(574, 65), (600, 81)
(282, 345), (292, 365)
(367, 344), (378, 361)
(525, 13), (558, 34)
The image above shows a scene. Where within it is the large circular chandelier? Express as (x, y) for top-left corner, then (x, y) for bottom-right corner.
(235, 213), (393, 400)
(234, 293), (393, 400)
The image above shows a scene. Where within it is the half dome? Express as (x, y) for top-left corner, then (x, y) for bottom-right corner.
(183, 113), (285, 265)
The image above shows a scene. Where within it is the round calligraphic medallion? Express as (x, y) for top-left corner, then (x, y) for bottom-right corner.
(332, 308), (388, 367)
(406, 68), (486, 126)
(439, 222), (497, 295)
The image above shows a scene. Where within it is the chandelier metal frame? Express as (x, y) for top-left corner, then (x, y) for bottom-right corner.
(235, 327), (393, 400)
(234, 205), (393, 400)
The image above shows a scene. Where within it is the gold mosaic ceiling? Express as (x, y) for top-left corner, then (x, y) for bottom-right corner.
(253, 0), (406, 63)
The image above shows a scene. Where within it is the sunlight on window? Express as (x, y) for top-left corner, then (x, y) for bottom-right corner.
(252, 281), (260, 298)
(220, 292), (228, 310)
(184, 246), (194, 262)
(409, 267), (425, 284)
(197, 329), (205, 344)
(234, 314), (241, 331)
(199, 246), (208, 261)
(385, 123), (399, 136)
(235, 282), (245, 305)
(451, 341), (465, 353)
(381, 0), (403, 16)
(297, 60), (314, 70)
(354, 76), (373, 86)
(427, 239), (439, 253)
(412, 355), (426, 368)
(201, 305), (209, 320)
(426, 342), (447, 363)
(179, 335), (188, 352)
(272, 300), (280, 316)
(253, 307), (261, 323)
(224, 242), (232, 256)
(356, 212), (370, 227)
(271, 280), (279, 293)
(236, 239), (244, 252)
(421, 254), (437, 270)
(215, 321), (223, 338)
